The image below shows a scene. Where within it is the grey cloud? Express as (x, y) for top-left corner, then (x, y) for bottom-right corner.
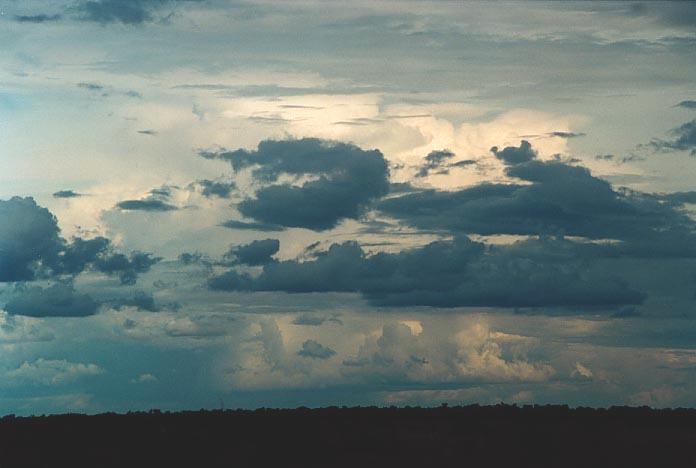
(415, 149), (455, 177)
(548, 131), (586, 138)
(661, 191), (696, 206)
(196, 179), (235, 199)
(14, 14), (62, 23)
(116, 199), (177, 211)
(94, 252), (161, 285)
(595, 154), (615, 161)
(222, 239), (279, 266)
(209, 237), (644, 309)
(379, 142), (695, 243)
(0, 197), (158, 285)
(137, 129), (157, 136)
(627, 2), (696, 29)
(77, 82), (104, 91)
(53, 190), (83, 198)
(54, 237), (111, 276)
(650, 119), (696, 156)
(292, 313), (343, 326)
(203, 138), (389, 230)
(178, 252), (203, 264)
(491, 140), (537, 165)
(5, 283), (99, 318)
(0, 197), (63, 282)
(298, 339), (336, 359)
(110, 291), (159, 312)
(677, 100), (696, 110)
(220, 219), (285, 232)
(73, 0), (201, 25)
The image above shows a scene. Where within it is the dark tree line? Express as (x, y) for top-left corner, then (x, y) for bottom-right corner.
(2, 404), (696, 467)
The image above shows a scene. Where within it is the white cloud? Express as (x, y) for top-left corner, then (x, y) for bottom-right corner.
(6, 359), (103, 386)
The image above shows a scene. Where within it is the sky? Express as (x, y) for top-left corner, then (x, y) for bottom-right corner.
(1, 0), (696, 415)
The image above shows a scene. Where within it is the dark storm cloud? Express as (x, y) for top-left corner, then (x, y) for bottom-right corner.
(202, 138), (390, 230)
(0, 196), (159, 285)
(378, 141), (695, 242)
(14, 14), (62, 23)
(116, 199), (177, 211)
(5, 283), (99, 318)
(650, 119), (696, 156)
(196, 179), (235, 199)
(53, 190), (83, 198)
(209, 237), (644, 309)
(222, 239), (279, 266)
(677, 101), (696, 110)
(491, 140), (537, 165)
(298, 340), (336, 359)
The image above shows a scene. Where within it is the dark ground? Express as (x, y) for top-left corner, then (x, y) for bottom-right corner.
(2, 405), (696, 467)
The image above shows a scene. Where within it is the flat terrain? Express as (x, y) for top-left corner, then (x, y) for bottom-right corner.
(2, 405), (696, 467)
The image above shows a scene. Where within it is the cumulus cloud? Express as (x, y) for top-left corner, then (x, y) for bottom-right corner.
(209, 236), (644, 309)
(4, 283), (99, 318)
(222, 239), (280, 266)
(298, 339), (336, 359)
(130, 373), (158, 384)
(491, 140), (537, 165)
(341, 322), (554, 385)
(0, 197), (64, 282)
(93, 252), (161, 285)
(109, 291), (159, 312)
(202, 138), (390, 230)
(6, 359), (103, 385)
(379, 141), (696, 243)
(0, 195), (159, 285)
(195, 179), (236, 199)
(415, 149), (456, 177)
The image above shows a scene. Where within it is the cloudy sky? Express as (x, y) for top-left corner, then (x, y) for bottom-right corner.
(1, 0), (696, 414)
